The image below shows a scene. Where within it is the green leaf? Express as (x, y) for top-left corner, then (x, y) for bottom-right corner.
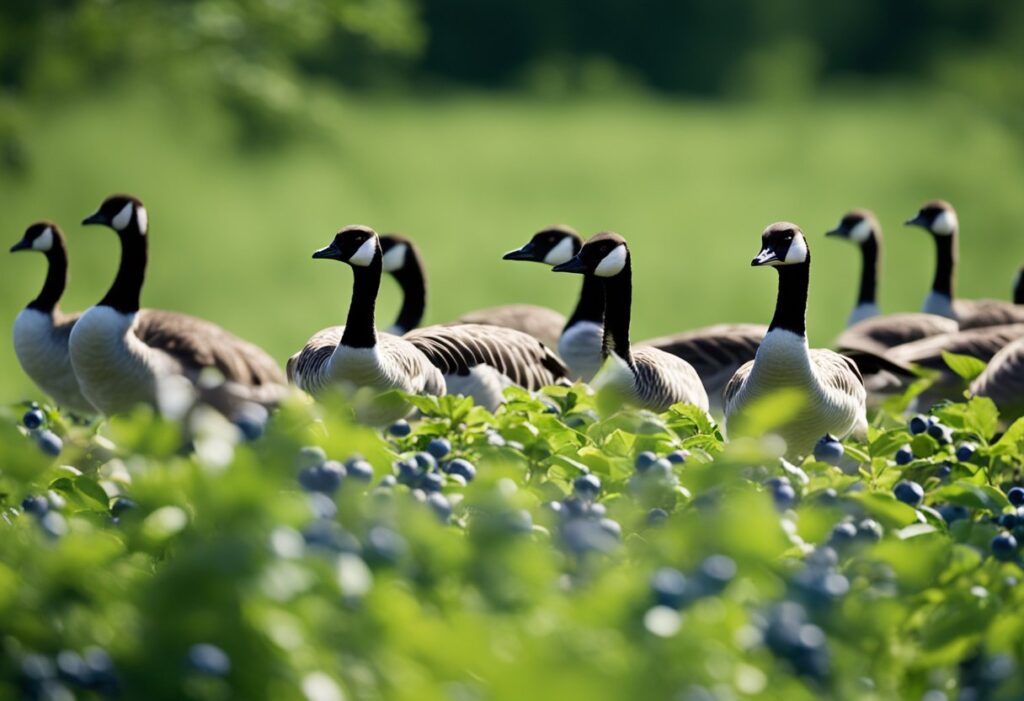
(941, 351), (988, 382)
(933, 480), (1010, 512)
(73, 477), (110, 509)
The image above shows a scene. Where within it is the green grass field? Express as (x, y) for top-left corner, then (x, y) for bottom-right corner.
(2, 85), (1023, 402)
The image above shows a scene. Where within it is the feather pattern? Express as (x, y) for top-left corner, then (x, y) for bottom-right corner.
(837, 312), (959, 355)
(971, 337), (1024, 420)
(454, 304), (566, 350)
(13, 308), (94, 414)
(594, 346), (709, 413)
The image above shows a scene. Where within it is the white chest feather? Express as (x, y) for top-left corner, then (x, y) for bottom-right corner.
(846, 302), (880, 327)
(13, 309), (93, 413)
(558, 320), (604, 381)
(590, 353), (636, 395)
(922, 291), (956, 320)
(752, 329), (812, 377)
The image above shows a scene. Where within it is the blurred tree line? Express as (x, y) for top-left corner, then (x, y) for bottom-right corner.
(1, 0), (1021, 166)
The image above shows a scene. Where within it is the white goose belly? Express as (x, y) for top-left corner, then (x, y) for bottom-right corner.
(13, 309), (94, 414)
(68, 307), (172, 415)
(558, 321), (604, 382)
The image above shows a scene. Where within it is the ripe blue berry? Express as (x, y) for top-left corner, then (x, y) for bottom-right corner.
(1007, 487), (1024, 506)
(647, 508), (669, 526)
(666, 450), (689, 465)
(772, 483), (797, 510)
(22, 408), (44, 430)
(388, 419), (411, 437)
(908, 415), (928, 435)
(445, 458), (476, 482)
(650, 567), (688, 608)
(856, 518), (883, 542)
(414, 452), (437, 470)
(298, 460), (345, 493)
(296, 446), (326, 469)
(426, 438), (451, 459)
(635, 451), (657, 472)
(573, 473), (602, 499)
(991, 532), (1018, 561)
(955, 443), (976, 462)
(21, 495), (48, 517)
(36, 430), (62, 456)
(893, 480), (924, 507)
(895, 445), (913, 465)
(420, 471), (444, 493)
(427, 492), (452, 522)
(187, 644), (231, 676)
(813, 434), (844, 466)
(927, 422), (947, 441)
(828, 521), (858, 547)
(345, 458), (374, 481)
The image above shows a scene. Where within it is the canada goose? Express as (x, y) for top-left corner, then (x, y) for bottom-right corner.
(287, 226), (445, 400)
(1015, 266), (1024, 305)
(906, 200), (1024, 329)
(70, 194), (286, 417)
(291, 227), (568, 413)
(10, 222), (95, 414)
(504, 227), (767, 404)
(379, 232), (567, 348)
(828, 209), (959, 354)
(551, 232), (709, 413)
(971, 335), (1024, 421)
(724, 223), (867, 457)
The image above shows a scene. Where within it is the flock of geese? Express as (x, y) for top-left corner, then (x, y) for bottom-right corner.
(10, 194), (1024, 457)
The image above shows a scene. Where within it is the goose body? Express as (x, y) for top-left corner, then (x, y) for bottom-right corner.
(504, 227), (765, 400)
(378, 233), (565, 347)
(552, 232), (708, 413)
(971, 336), (1024, 421)
(287, 227), (445, 401)
(10, 223), (95, 414)
(724, 223), (866, 457)
(69, 195), (286, 417)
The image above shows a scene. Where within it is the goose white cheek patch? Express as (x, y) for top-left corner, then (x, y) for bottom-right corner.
(111, 202), (134, 231)
(136, 206), (148, 235)
(32, 227), (54, 252)
(848, 219), (872, 244)
(543, 237), (575, 266)
(931, 210), (957, 236)
(349, 238), (377, 267)
(784, 235), (808, 264)
(594, 244), (627, 277)
(381, 243), (407, 272)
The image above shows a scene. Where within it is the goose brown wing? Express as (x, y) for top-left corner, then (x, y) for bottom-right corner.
(406, 323), (569, 389)
(631, 346), (709, 411)
(376, 333), (447, 396)
(809, 349), (865, 395)
(453, 304), (566, 349)
(837, 313), (958, 354)
(889, 323), (1024, 371)
(722, 359), (754, 412)
(641, 323), (766, 380)
(970, 338), (1024, 419)
(954, 299), (1024, 330)
(286, 325), (344, 387)
(135, 309), (285, 388)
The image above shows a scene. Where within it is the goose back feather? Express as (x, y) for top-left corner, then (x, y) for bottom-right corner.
(970, 337), (1024, 421)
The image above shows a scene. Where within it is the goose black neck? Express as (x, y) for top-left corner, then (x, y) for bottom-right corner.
(857, 236), (880, 306)
(565, 274), (605, 330)
(98, 233), (146, 314)
(599, 258), (633, 366)
(1014, 269), (1023, 305)
(390, 252), (426, 333)
(930, 233), (956, 299)
(341, 256), (381, 348)
(769, 259), (809, 337)
(27, 238), (69, 314)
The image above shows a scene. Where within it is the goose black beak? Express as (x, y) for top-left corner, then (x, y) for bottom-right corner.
(82, 211), (107, 226)
(751, 248), (779, 266)
(503, 241), (539, 262)
(905, 214), (927, 228)
(9, 239), (30, 253)
(552, 257), (587, 274)
(824, 226), (844, 238)
(312, 242), (343, 260)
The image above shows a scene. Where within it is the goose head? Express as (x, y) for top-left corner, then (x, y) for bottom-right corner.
(825, 209), (880, 246)
(313, 225), (380, 267)
(504, 225), (582, 267)
(552, 231), (629, 277)
(380, 233), (415, 274)
(10, 221), (61, 254)
(906, 200), (958, 237)
(752, 223), (809, 267)
(82, 194), (148, 237)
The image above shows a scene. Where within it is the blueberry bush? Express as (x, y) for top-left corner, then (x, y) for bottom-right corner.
(2, 385), (1024, 700)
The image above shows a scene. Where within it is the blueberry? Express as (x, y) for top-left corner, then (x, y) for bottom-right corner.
(998, 512), (1019, 529)
(1007, 487), (1024, 507)
(936, 463), (952, 480)
(927, 422), (947, 441)
(650, 567), (688, 608)
(765, 476), (791, 490)
(635, 451), (657, 472)
(772, 483), (797, 510)
(909, 415), (929, 435)
(856, 518), (883, 542)
(234, 414), (264, 441)
(39, 511), (67, 538)
(426, 438), (451, 459)
(420, 471), (444, 493)
(56, 650), (90, 686)
(991, 532), (1018, 561)
(445, 458), (476, 482)
(647, 508), (669, 526)
(345, 458), (374, 481)
(589, 502), (607, 518)
(21, 495), (49, 517)
(23, 408), (44, 430)
(544, 500), (564, 515)
(36, 430), (62, 456)
(298, 460), (345, 493)
(395, 459), (422, 485)
(82, 647), (118, 693)
(110, 497), (137, 517)
(427, 492), (452, 522)
(696, 555), (737, 593)
(573, 473), (602, 499)
(937, 504), (970, 525)
(296, 446), (327, 469)
(365, 526), (407, 563)
(378, 474), (397, 488)
(895, 445), (913, 465)
(187, 644), (231, 676)
(828, 521), (858, 547)
(20, 653), (56, 682)
(388, 419), (411, 437)
(813, 434), (844, 466)
(561, 496), (589, 518)
(956, 443), (976, 462)
(893, 480), (924, 507)
(413, 452), (437, 471)
(599, 518), (622, 540)
(666, 449), (689, 465)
